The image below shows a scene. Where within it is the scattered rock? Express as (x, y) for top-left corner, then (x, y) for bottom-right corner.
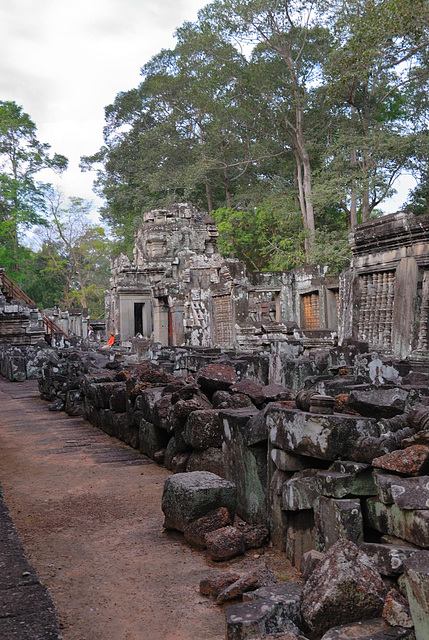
(199, 572), (241, 597)
(217, 564), (277, 604)
(225, 599), (301, 640)
(373, 445), (429, 477)
(205, 526), (245, 562)
(301, 539), (387, 637)
(184, 507), (233, 549)
(300, 550), (324, 580)
(382, 589), (413, 628)
(241, 524), (270, 550)
(320, 618), (413, 639)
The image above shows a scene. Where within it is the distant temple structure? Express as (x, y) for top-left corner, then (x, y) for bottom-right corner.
(106, 203), (339, 351)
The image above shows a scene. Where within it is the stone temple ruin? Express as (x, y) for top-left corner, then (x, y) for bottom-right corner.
(1, 205), (429, 639)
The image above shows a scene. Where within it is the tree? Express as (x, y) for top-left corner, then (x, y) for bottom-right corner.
(0, 101), (68, 265)
(35, 189), (112, 318)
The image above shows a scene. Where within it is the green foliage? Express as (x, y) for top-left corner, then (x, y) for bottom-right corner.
(309, 227), (352, 275)
(212, 195), (306, 271)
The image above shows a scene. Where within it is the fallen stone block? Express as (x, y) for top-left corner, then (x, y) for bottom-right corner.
(221, 407), (267, 525)
(269, 469), (290, 551)
(241, 524), (270, 549)
(230, 379), (266, 407)
(217, 564), (277, 604)
(270, 449), (309, 472)
(373, 470), (400, 504)
(373, 445), (429, 477)
(282, 472), (319, 511)
(360, 542), (420, 576)
(314, 496), (363, 552)
(266, 406), (378, 461)
(183, 409), (223, 449)
(403, 551), (429, 640)
(320, 618), (414, 639)
(243, 581), (304, 628)
(390, 476), (429, 510)
(139, 418), (170, 459)
(301, 539), (386, 637)
(135, 387), (164, 424)
(186, 447), (226, 477)
(300, 549), (324, 579)
(199, 572), (241, 597)
(382, 588), (413, 628)
(205, 526), (245, 562)
(196, 364), (237, 393)
(364, 498), (429, 548)
(225, 599), (301, 640)
(183, 507), (232, 548)
(347, 388), (410, 418)
(161, 471), (236, 532)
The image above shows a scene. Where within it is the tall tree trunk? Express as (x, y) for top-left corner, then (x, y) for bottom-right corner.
(350, 106), (358, 228)
(205, 182), (213, 212)
(224, 168), (232, 208)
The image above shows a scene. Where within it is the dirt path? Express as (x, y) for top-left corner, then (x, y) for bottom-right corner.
(0, 377), (226, 640)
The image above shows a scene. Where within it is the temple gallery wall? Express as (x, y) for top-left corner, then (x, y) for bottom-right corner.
(106, 203), (429, 364)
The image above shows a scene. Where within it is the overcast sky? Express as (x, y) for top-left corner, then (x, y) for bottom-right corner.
(0, 0), (414, 216)
(0, 0), (207, 211)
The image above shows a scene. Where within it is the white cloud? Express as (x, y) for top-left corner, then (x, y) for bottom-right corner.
(0, 0), (206, 208)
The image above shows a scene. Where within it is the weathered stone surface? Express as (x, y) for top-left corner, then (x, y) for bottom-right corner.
(221, 408), (267, 525)
(300, 549), (324, 579)
(199, 572), (241, 597)
(269, 469), (290, 551)
(205, 526), (245, 562)
(347, 388), (409, 418)
(218, 393), (255, 410)
(267, 406), (378, 461)
(186, 447), (227, 477)
(183, 507), (232, 548)
(243, 581), (304, 628)
(139, 418), (170, 459)
(301, 539), (387, 636)
(402, 429), (429, 448)
(320, 619), (413, 639)
(352, 436), (399, 464)
(360, 542), (420, 576)
(403, 551), (429, 640)
(241, 524), (270, 549)
(317, 466), (376, 497)
(230, 379), (266, 406)
(225, 599), (301, 640)
(163, 432), (190, 471)
(382, 589), (413, 628)
(196, 364), (237, 392)
(285, 510), (315, 568)
(183, 409), (223, 449)
(135, 387), (163, 424)
(373, 470), (401, 504)
(270, 449), (309, 472)
(314, 496), (363, 552)
(212, 390), (234, 407)
(261, 383), (293, 403)
(161, 471), (236, 532)
(217, 564), (277, 604)
(243, 633), (305, 640)
(390, 476), (429, 510)
(153, 393), (173, 429)
(364, 498), (429, 548)
(373, 445), (429, 477)
(169, 395), (212, 432)
(282, 472), (319, 511)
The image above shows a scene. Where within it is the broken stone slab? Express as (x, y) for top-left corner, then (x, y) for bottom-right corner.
(403, 551), (429, 640)
(241, 524), (270, 549)
(169, 395), (213, 432)
(217, 564), (277, 604)
(402, 429), (429, 448)
(183, 409), (223, 449)
(199, 572), (241, 597)
(217, 393), (256, 410)
(225, 599), (301, 640)
(269, 469), (290, 551)
(161, 471), (236, 532)
(314, 496), (363, 552)
(301, 539), (387, 637)
(205, 526), (245, 562)
(347, 388), (410, 418)
(186, 447), (227, 477)
(373, 445), (429, 477)
(230, 379), (266, 407)
(352, 436), (399, 465)
(300, 549), (324, 579)
(320, 619), (414, 640)
(390, 476), (429, 510)
(282, 472), (319, 511)
(183, 506), (232, 549)
(360, 542), (421, 576)
(261, 383), (293, 403)
(382, 588), (413, 628)
(364, 498), (429, 548)
(324, 463), (376, 496)
(243, 581), (304, 628)
(266, 406), (378, 461)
